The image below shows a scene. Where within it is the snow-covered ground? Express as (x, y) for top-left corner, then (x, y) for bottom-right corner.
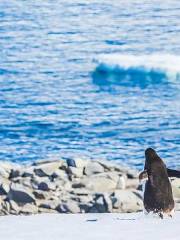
(0, 212), (180, 240)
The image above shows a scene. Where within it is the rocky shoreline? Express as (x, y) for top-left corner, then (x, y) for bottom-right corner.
(0, 158), (180, 215)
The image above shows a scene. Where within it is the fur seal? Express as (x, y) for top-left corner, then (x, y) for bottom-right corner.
(140, 148), (174, 218)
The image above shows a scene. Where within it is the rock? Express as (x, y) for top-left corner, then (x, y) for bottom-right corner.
(20, 203), (38, 214)
(55, 179), (72, 191)
(33, 190), (49, 200)
(21, 167), (34, 178)
(72, 182), (86, 188)
(84, 162), (104, 176)
(38, 200), (60, 210)
(56, 200), (80, 213)
(8, 183), (35, 205)
(111, 190), (143, 212)
(103, 193), (112, 212)
(38, 182), (56, 191)
(74, 158), (89, 168)
(9, 169), (22, 179)
(34, 162), (62, 177)
(82, 176), (116, 192)
(171, 179), (180, 198)
(126, 169), (138, 179)
(20, 177), (32, 188)
(79, 202), (93, 213)
(68, 167), (83, 178)
(0, 180), (10, 195)
(0, 159), (148, 215)
(51, 169), (68, 179)
(9, 200), (20, 214)
(0, 168), (10, 179)
(89, 195), (107, 213)
(66, 158), (76, 167)
(1, 200), (10, 213)
(38, 208), (58, 214)
(70, 188), (91, 196)
(126, 178), (139, 189)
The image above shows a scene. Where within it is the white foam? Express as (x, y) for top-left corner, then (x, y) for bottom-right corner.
(94, 54), (180, 82)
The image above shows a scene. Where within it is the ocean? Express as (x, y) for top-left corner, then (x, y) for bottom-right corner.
(0, 0), (180, 169)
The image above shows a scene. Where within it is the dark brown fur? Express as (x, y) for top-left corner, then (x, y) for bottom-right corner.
(143, 148), (174, 216)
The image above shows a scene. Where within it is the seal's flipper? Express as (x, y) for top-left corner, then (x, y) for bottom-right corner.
(139, 170), (148, 181)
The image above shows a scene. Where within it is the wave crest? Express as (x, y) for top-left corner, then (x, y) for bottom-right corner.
(92, 54), (180, 87)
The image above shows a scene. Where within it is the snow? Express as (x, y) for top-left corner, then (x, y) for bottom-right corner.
(0, 212), (180, 240)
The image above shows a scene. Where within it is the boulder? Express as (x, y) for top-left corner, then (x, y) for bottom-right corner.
(111, 190), (143, 212)
(20, 203), (38, 214)
(51, 169), (68, 179)
(56, 200), (80, 213)
(82, 176), (116, 192)
(84, 162), (104, 176)
(74, 158), (89, 168)
(38, 200), (60, 210)
(34, 162), (62, 177)
(33, 190), (49, 200)
(68, 167), (83, 178)
(9, 200), (20, 214)
(8, 183), (35, 205)
(89, 195), (107, 213)
(38, 181), (56, 191)
(0, 168), (10, 179)
(171, 179), (180, 198)
(0, 180), (10, 195)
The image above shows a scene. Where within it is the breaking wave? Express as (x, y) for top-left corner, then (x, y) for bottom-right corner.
(92, 54), (180, 87)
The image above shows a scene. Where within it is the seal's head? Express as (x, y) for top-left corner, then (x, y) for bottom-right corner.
(145, 148), (159, 161)
(144, 148), (165, 172)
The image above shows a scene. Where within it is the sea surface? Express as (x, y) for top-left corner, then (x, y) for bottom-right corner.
(0, 0), (180, 169)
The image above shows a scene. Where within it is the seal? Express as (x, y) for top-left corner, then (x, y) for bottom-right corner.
(140, 148), (174, 218)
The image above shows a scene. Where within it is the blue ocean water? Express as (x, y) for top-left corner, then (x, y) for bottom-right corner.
(0, 0), (180, 169)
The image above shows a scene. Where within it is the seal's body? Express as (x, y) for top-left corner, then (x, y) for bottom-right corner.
(142, 148), (174, 218)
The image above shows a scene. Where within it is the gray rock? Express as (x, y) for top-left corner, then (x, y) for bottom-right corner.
(74, 158), (89, 168)
(126, 178), (139, 189)
(89, 196), (107, 213)
(70, 188), (91, 196)
(0, 168), (10, 179)
(84, 162), (104, 176)
(103, 193), (112, 212)
(38, 200), (60, 210)
(34, 162), (62, 177)
(38, 182), (56, 191)
(8, 183), (35, 205)
(33, 190), (49, 200)
(56, 180), (72, 191)
(0, 180), (10, 195)
(38, 208), (58, 214)
(111, 190), (143, 212)
(9, 200), (20, 214)
(68, 167), (83, 178)
(20, 178), (32, 188)
(21, 167), (34, 178)
(171, 179), (180, 198)
(1, 200), (10, 213)
(56, 200), (80, 213)
(82, 176), (116, 192)
(52, 169), (68, 179)
(79, 202), (93, 213)
(20, 203), (38, 214)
